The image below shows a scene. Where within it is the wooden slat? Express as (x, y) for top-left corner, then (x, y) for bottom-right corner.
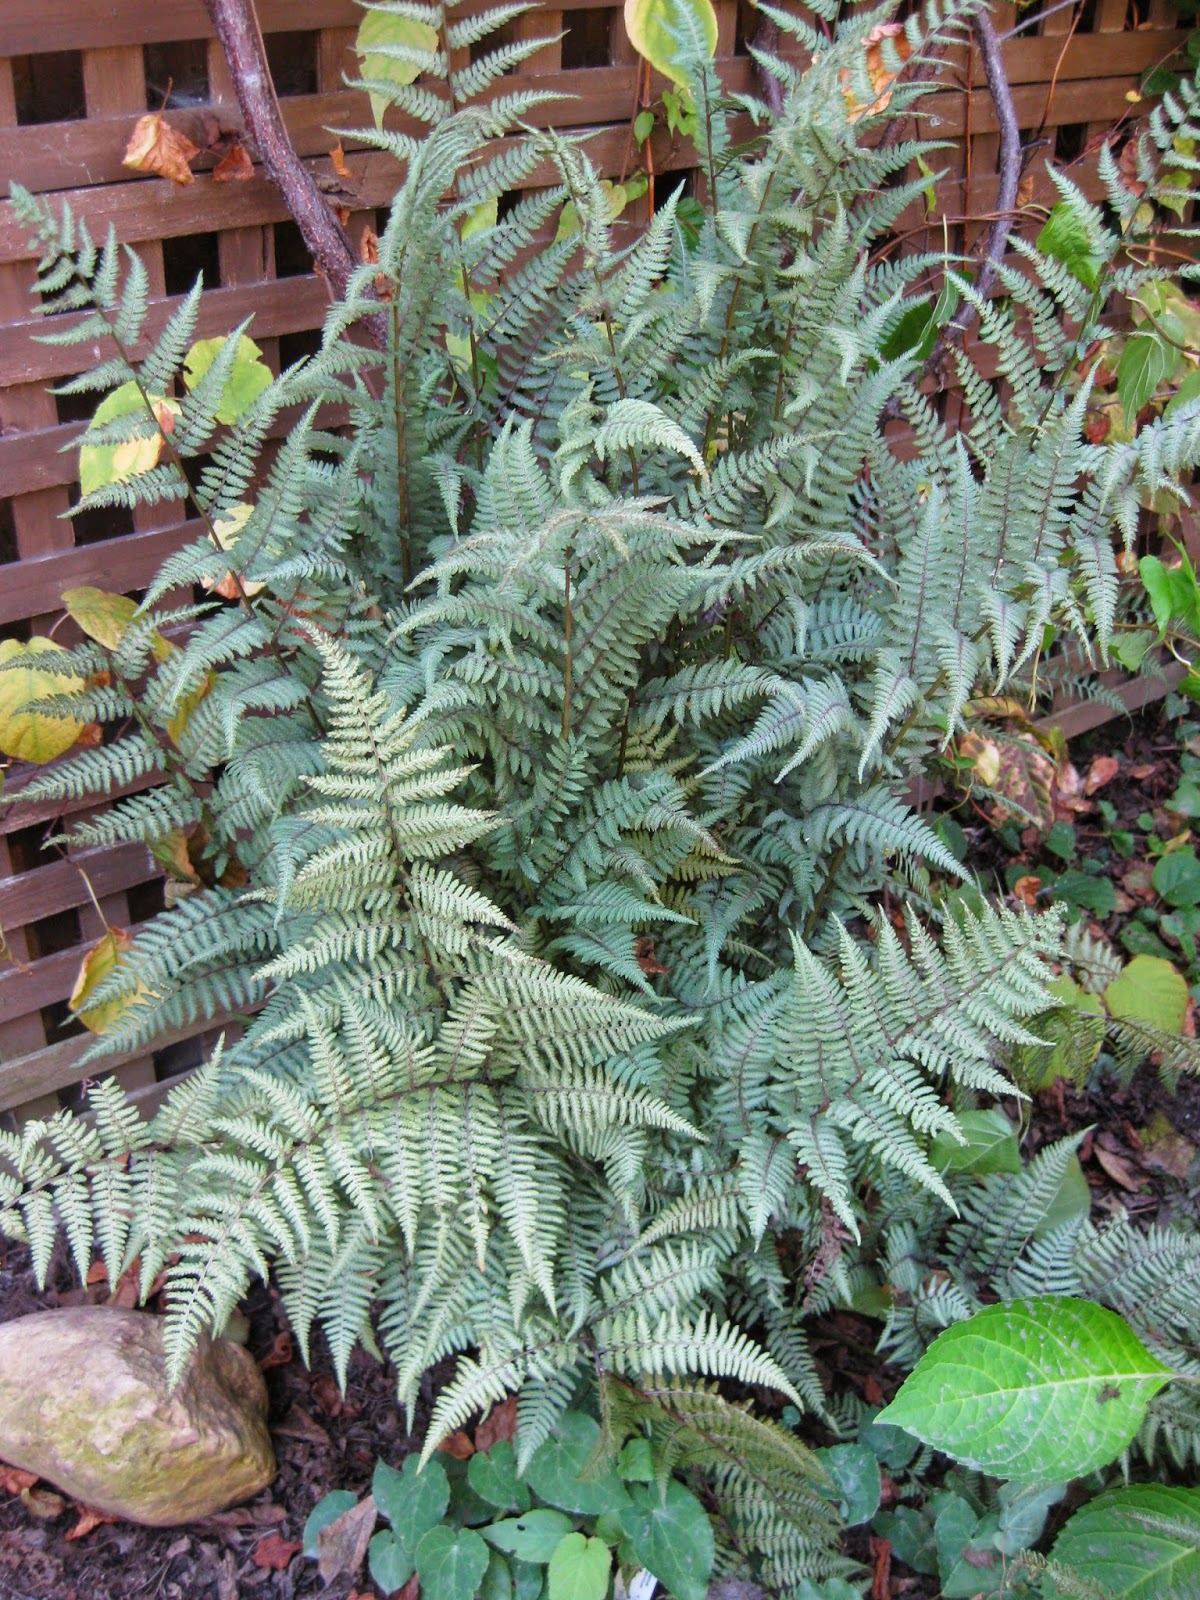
(0, 842), (155, 934)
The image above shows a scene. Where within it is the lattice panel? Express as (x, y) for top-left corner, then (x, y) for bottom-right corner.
(0, 0), (1188, 1121)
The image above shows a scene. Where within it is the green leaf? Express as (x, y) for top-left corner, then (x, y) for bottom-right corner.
(1153, 849), (1200, 908)
(1106, 954), (1189, 1036)
(355, 5), (439, 127)
(1166, 367), (1200, 416)
(634, 110), (655, 145)
(1118, 332), (1175, 418)
(375, 1455), (450, 1550)
(469, 1440), (532, 1512)
(524, 1413), (629, 1516)
(1050, 1484), (1200, 1598)
(182, 334), (272, 425)
(482, 1549), (515, 1600)
(303, 1490), (359, 1558)
(1140, 554), (1200, 636)
(1035, 1154), (1092, 1239)
(370, 1530), (416, 1595)
(875, 1297), (1172, 1483)
(415, 1526), (491, 1600)
(513, 1561), (546, 1600)
(1051, 869), (1117, 918)
(616, 1439), (655, 1482)
(814, 1442), (880, 1525)
(997, 1481), (1065, 1556)
(930, 1107), (1021, 1176)
(871, 1506), (938, 1575)
(624, 0), (718, 90)
(484, 1511), (577, 1564)
(1037, 203), (1103, 289)
(619, 1481), (714, 1600)
(547, 1533), (611, 1600)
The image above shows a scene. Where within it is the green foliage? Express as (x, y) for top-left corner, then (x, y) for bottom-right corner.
(1049, 1483), (1200, 1599)
(6, 2), (1200, 1590)
(877, 1297), (1173, 1482)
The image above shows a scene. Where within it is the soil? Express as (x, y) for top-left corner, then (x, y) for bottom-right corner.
(0, 707), (1196, 1599)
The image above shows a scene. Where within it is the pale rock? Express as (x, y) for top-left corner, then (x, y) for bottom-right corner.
(0, 1306), (275, 1525)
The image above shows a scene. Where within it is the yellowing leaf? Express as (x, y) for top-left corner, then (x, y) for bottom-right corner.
(1106, 954), (1189, 1036)
(958, 730), (1001, 788)
(167, 669), (216, 749)
(624, 0), (718, 92)
(122, 112), (200, 185)
(182, 335), (272, 426)
(201, 504), (265, 601)
(70, 928), (147, 1035)
(61, 586), (174, 663)
(0, 638), (85, 765)
(149, 828), (203, 887)
(79, 383), (180, 498)
(356, 7), (439, 128)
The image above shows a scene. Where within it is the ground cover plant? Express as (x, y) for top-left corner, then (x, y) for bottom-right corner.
(3, 0), (1200, 1592)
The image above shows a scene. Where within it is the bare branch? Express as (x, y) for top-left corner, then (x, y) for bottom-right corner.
(203, 0), (387, 349)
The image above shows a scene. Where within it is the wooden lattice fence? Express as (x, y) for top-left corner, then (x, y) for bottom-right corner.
(0, 0), (1190, 1121)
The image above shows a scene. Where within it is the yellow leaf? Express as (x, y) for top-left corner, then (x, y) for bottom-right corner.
(149, 827), (203, 887)
(355, 7), (439, 128)
(70, 928), (147, 1035)
(201, 504), (265, 601)
(61, 586), (174, 664)
(958, 730), (1001, 789)
(79, 383), (180, 498)
(624, 0), (718, 91)
(182, 335), (272, 426)
(167, 669), (215, 749)
(841, 22), (913, 123)
(0, 639), (86, 765)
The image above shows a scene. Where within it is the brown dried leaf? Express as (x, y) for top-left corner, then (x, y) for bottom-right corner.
(122, 113), (200, 185)
(1085, 755), (1121, 794)
(474, 1395), (518, 1452)
(1013, 875), (1042, 910)
(841, 22), (913, 122)
(317, 1494), (376, 1585)
(212, 140), (254, 182)
(66, 1505), (119, 1541)
(259, 1329), (294, 1371)
(276, 1406), (331, 1446)
(253, 1533), (302, 1571)
(1094, 1144), (1141, 1192)
(331, 141), (353, 180)
(634, 935), (668, 976)
(438, 1431), (475, 1460)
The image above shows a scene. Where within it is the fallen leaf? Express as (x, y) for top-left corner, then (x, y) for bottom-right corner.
(86, 1261), (108, 1286)
(1085, 754), (1120, 793)
(869, 1533), (892, 1600)
(1085, 410), (1112, 444)
(1094, 1144), (1141, 1192)
(317, 1493), (376, 1585)
(1129, 762), (1159, 780)
(253, 1533), (302, 1571)
(438, 1431), (475, 1460)
(66, 1505), (119, 1541)
(212, 140), (254, 181)
(276, 1406), (331, 1446)
(122, 113), (200, 185)
(958, 730), (1001, 788)
(634, 935), (668, 976)
(311, 1372), (346, 1417)
(395, 1575), (420, 1600)
(164, 1536), (190, 1560)
(1139, 1110), (1197, 1179)
(21, 1486), (66, 1519)
(331, 141), (352, 179)
(1013, 875), (1042, 909)
(474, 1394), (518, 1452)
(0, 1465), (39, 1496)
(259, 1329), (294, 1370)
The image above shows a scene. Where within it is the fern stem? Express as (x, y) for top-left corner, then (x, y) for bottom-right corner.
(561, 552), (574, 740)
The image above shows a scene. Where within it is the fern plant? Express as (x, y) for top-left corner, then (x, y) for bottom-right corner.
(4, 0), (1200, 1590)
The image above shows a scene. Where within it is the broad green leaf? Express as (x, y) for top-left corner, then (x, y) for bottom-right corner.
(623, 0), (717, 90)
(1166, 367), (1200, 416)
(930, 1107), (1021, 1176)
(525, 1413), (629, 1515)
(997, 1481), (1064, 1555)
(415, 1526), (490, 1600)
(370, 1530), (416, 1595)
(1152, 849), (1200, 908)
(1037, 203), (1103, 289)
(875, 1297), (1172, 1483)
(375, 1455), (450, 1550)
(1051, 869), (1117, 919)
(182, 334), (272, 424)
(871, 1505), (937, 1575)
(482, 1549), (515, 1600)
(0, 638), (85, 763)
(634, 109), (655, 144)
(547, 1533), (611, 1600)
(1050, 1483), (1200, 1598)
(616, 1438), (655, 1482)
(513, 1561), (545, 1600)
(1140, 554), (1200, 635)
(1034, 1153), (1092, 1239)
(484, 1511), (576, 1564)
(1105, 954), (1189, 1037)
(78, 381), (179, 497)
(302, 1490), (358, 1557)
(814, 1443), (880, 1525)
(469, 1440), (531, 1512)
(1118, 332), (1175, 418)
(356, 5), (439, 127)
(619, 1481), (714, 1600)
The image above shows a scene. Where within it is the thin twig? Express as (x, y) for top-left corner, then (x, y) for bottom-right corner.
(203, 0), (387, 349)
